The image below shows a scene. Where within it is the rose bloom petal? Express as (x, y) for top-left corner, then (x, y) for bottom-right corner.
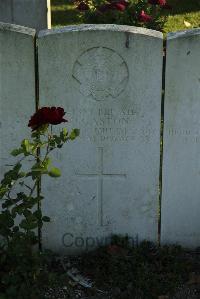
(114, 2), (126, 11)
(109, 1), (128, 11)
(139, 10), (153, 23)
(28, 106), (67, 131)
(148, 0), (166, 5)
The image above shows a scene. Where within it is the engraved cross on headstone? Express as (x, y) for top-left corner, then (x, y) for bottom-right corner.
(76, 147), (126, 226)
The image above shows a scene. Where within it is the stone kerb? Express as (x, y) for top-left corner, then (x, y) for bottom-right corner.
(37, 24), (163, 253)
(0, 0), (51, 31)
(0, 22), (36, 181)
(161, 28), (200, 248)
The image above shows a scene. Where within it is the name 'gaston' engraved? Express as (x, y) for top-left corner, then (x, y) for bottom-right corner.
(72, 47), (129, 101)
(66, 108), (156, 143)
(69, 108), (138, 126)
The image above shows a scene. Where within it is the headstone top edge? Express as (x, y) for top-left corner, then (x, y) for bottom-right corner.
(167, 28), (200, 40)
(38, 24), (163, 39)
(0, 22), (36, 36)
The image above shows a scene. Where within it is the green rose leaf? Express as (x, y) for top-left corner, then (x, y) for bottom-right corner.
(57, 144), (63, 149)
(31, 131), (39, 139)
(19, 219), (38, 230)
(31, 162), (48, 175)
(10, 148), (24, 156)
(13, 226), (19, 233)
(42, 216), (50, 222)
(1, 212), (14, 228)
(23, 209), (32, 218)
(12, 205), (23, 216)
(48, 167), (61, 178)
(42, 157), (51, 170)
(49, 139), (56, 147)
(18, 172), (26, 178)
(54, 135), (62, 145)
(33, 210), (42, 220)
(0, 187), (8, 199)
(21, 139), (30, 154)
(2, 200), (13, 209)
(13, 163), (22, 172)
(60, 128), (68, 141)
(70, 128), (80, 140)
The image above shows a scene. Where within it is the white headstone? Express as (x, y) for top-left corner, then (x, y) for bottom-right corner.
(0, 0), (12, 23)
(0, 23), (36, 180)
(38, 25), (163, 253)
(162, 29), (200, 248)
(0, 0), (51, 31)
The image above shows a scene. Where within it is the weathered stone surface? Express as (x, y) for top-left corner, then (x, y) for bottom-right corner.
(0, 0), (12, 23)
(38, 25), (163, 253)
(161, 29), (200, 248)
(0, 0), (51, 31)
(0, 23), (36, 181)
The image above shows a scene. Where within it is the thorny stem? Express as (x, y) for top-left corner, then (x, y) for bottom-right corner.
(36, 126), (53, 252)
(36, 132), (42, 252)
(29, 179), (38, 197)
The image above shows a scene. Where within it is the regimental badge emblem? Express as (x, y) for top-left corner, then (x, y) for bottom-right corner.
(72, 47), (129, 101)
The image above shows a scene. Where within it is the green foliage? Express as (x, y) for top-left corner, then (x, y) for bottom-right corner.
(0, 123), (79, 298)
(0, 240), (55, 299)
(79, 236), (193, 299)
(70, 128), (80, 140)
(74, 0), (169, 31)
(51, 0), (200, 34)
(48, 167), (61, 177)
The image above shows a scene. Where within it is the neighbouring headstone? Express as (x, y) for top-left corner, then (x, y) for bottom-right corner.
(0, 0), (12, 23)
(161, 29), (200, 248)
(0, 22), (36, 181)
(38, 24), (163, 253)
(0, 0), (51, 31)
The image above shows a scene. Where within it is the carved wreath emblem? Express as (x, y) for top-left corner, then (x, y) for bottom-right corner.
(72, 47), (129, 101)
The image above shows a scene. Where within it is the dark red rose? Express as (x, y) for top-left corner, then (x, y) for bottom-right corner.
(111, 0), (128, 11)
(114, 2), (126, 11)
(138, 10), (153, 23)
(99, 0), (128, 12)
(158, 0), (166, 5)
(77, 2), (89, 11)
(28, 107), (67, 131)
(148, 0), (166, 5)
